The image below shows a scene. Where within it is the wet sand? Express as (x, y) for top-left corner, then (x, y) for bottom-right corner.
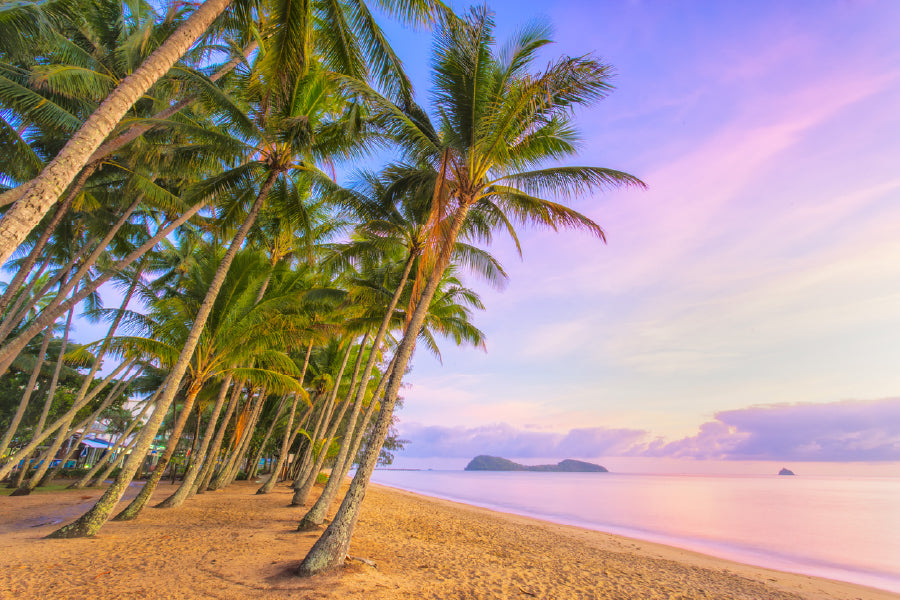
(0, 479), (895, 599)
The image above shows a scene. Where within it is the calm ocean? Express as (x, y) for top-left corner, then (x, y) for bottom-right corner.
(369, 470), (900, 593)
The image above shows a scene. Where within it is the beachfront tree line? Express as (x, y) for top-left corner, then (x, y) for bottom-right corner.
(0, 0), (643, 575)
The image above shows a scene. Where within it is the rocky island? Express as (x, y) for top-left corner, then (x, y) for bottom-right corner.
(465, 455), (608, 472)
(778, 467), (796, 476)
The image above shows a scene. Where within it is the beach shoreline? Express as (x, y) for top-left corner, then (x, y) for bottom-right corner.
(0, 479), (896, 599)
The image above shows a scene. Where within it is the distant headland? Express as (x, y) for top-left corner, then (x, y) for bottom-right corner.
(464, 455), (608, 472)
(778, 467), (796, 476)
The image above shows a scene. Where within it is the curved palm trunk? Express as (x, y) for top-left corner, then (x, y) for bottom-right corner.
(157, 375), (232, 508)
(257, 341), (313, 494)
(31, 268), (142, 486)
(281, 405), (315, 479)
(290, 342), (354, 506)
(296, 354), (396, 529)
(296, 256), (413, 528)
(47, 171), (276, 539)
(0, 0), (235, 267)
(13, 368), (132, 495)
(10, 302), (74, 487)
(0, 197), (209, 379)
(207, 386), (260, 490)
(0, 41), (256, 211)
(70, 390), (159, 489)
(297, 204), (470, 576)
(247, 394), (288, 480)
(0, 358), (133, 482)
(218, 387), (267, 487)
(296, 333), (371, 527)
(0, 265), (141, 479)
(37, 365), (143, 487)
(290, 394), (330, 494)
(115, 380), (203, 520)
(194, 380), (243, 493)
(32, 303), (74, 438)
(0, 193), (74, 315)
(0, 328), (51, 461)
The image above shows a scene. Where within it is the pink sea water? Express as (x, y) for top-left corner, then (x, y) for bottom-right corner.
(369, 470), (900, 594)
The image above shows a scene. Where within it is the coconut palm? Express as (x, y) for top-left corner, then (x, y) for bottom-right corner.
(98, 247), (307, 519)
(0, 0), (444, 267)
(297, 7), (644, 574)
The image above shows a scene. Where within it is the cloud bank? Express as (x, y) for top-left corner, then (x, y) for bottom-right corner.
(399, 398), (900, 462)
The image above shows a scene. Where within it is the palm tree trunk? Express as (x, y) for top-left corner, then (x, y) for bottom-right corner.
(47, 170), (277, 539)
(0, 327), (51, 461)
(257, 341), (313, 494)
(0, 0), (236, 267)
(30, 263), (142, 484)
(296, 333), (370, 526)
(71, 390), (159, 489)
(2, 264), (139, 478)
(207, 386), (260, 490)
(296, 255), (414, 528)
(12, 365), (136, 495)
(0, 197), (209, 378)
(31, 304), (74, 439)
(291, 342), (354, 506)
(37, 366), (143, 487)
(0, 358), (132, 482)
(247, 394), (288, 480)
(114, 379), (204, 521)
(282, 404), (315, 478)
(297, 354), (396, 528)
(338, 357), (396, 478)
(0, 192), (74, 315)
(291, 394), (330, 495)
(194, 379), (242, 493)
(212, 387), (266, 489)
(297, 204), (471, 576)
(157, 375), (232, 508)
(223, 385), (269, 486)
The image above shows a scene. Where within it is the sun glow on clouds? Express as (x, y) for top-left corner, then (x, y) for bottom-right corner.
(399, 398), (900, 464)
(389, 1), (900, 458)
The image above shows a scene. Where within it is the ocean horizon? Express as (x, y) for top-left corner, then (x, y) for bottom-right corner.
(370, 469), (900, 594)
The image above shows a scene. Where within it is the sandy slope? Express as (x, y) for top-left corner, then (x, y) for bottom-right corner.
(0, 479), (894, 600)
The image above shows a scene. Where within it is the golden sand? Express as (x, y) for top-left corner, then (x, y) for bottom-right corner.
(0, 479), (895, 599)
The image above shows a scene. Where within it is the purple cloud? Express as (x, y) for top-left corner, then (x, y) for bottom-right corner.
(650, 397), (900, 461)
(398, 423), (646, 459)
(399, 397), (900, 462)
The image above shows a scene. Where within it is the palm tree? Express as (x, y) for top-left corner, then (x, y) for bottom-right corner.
(0, 0), (444, 266)
(297, 6), (644, 575)
(297, 263), (487, 530)
(104, 247), (306, 519)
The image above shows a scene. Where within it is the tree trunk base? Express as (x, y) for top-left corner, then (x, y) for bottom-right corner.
(9, 486), (32, 496)
(295, 517), (323, 532)
(46, 522), (96, 539)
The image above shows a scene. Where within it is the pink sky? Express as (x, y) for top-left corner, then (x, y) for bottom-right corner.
(382, 1), (900, 470)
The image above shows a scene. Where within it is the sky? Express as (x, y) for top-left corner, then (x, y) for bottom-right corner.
(375, 0), (900, 471)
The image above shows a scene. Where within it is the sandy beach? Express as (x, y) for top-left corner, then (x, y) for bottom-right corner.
(0, 479), (895, 600)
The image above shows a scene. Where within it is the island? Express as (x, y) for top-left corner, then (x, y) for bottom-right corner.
(778, 467), (796, 476)
(465, 455), (608, 472)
